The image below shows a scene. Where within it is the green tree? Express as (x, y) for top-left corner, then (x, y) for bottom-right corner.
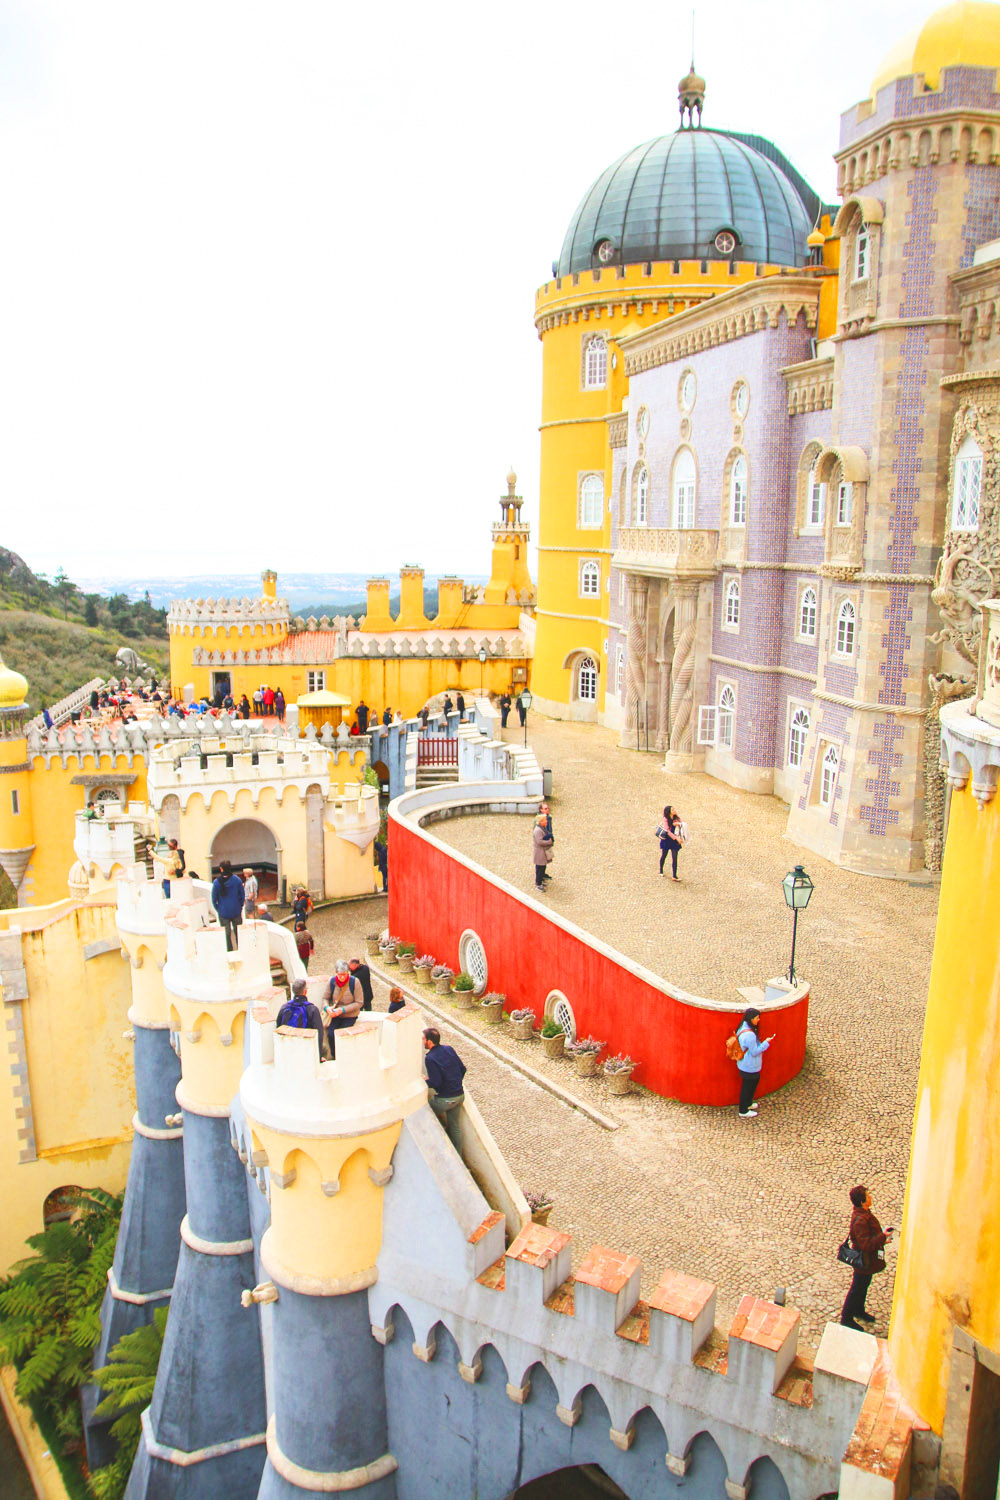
(54, 568), (77, 620)
(84, 594), (100, 627)
(0, 1189), (122, 1454)
(88, 1308), (166, 1499)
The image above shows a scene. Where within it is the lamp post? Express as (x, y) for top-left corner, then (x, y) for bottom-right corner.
(520, 688), (532, 747)
(781, 864), (814, 984)
(478, 645), (487, 699)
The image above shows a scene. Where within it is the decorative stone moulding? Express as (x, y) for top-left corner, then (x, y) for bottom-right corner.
(940, 689), (1000, 809)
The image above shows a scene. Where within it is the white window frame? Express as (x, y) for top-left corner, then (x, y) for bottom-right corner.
(787, 704), (811, 769)
(306, 669), (326, 693)
(820, 743), (840, 807)
(717, 684), (736, 751)
(723, 576), (740, 632)
(734, 381), (750, 419)
(584, 336), (607, 390)
(952, 434), (983, 532)
(635, 464), (649, 526)
(835, 598), (856, 657)
(730, 455), (747, 526)
(619, 466), (627, 525)
(579, 473), (604, 530)
(673, 450), (696, 529)
(836, 481), (853, 526)
(805, 470), (825, 531)
(855, 224), (869, 281)
(697, 705), (717, 745)
(577, 655), (598, 702)
(615, 647), (625, 699)
(579, 560), (600, 598)
(458, 928), (488, 995)
(798, 585), (818, 641)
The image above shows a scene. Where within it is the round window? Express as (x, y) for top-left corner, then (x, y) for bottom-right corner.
(545, 990), (577, 1042)
(733, 381), (750, 419)
(595, 238), (616, 264)
(714, 229), (737, 256)
(636, 405), (649, 439)
(679, 370), (696, 412)
(458, 929), (488, 995)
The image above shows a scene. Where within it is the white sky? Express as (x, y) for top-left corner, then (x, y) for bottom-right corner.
(0, 0), (922, 583)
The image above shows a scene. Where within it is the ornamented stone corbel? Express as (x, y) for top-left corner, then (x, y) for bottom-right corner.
(556, 1397), (581, 1427)
(270, 1167), (297, 1190)
(506, 1378), (531, 1404)
(240, 1281), (279, 1308)
(371, 1321), (395, 1346)
(320, 1178), (341, 1197)
(458, 1357), (482, 1384)
(368, 1165), (393, 1187)
(666, 1452), (690, 1476)
(412, 1339), (436, 1362)
(609, 1425), (635, 1451)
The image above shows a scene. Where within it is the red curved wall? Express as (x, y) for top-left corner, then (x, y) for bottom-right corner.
(389, 813), (808, 1106)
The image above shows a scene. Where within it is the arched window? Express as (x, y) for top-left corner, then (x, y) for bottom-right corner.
(730, 455), (747, 526)
(584, 336), (607, 389)
(807, 467), (825, 529)
(633, 464), (649, 526)
(953, 433), (983, 531)
(615, 648), (625, 699)
(579, 474), (603, 529)
(577, 656), (598, 701)
(788, 707), (810, 768)
(673, 449), (696, 529)
(717, 684), (736, 750)
(855, 224), (869, 280)
(820, 743), (839, 806)
(724, 578), (740, 628)
(580, 560), (600, 598)
(836, 481), (853, 526)
(799, 586), (818, 639)
(836, 599), (856, 656)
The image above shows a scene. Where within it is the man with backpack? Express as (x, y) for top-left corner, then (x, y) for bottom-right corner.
(211, 860), (245, 952)
(321, 960), (363, 1058)
(276, 980), (326, 1061)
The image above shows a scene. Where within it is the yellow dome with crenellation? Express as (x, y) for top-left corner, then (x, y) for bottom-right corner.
(0, 653), (28, 709)
(872, 0), (1000, 95)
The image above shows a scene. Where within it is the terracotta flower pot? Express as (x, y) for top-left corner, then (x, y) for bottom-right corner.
(366, 938), (381, 957)
(454, 991), (475, 1010)
(433, 975), (452, 994)
(414, 966), (431, 986)
(605, 1069), (633, 1095)
(481, 1000), (503, 1026)
(530, 1205), (553, 1227)
(381, 945), (398, 966)
(574, 1050), (601, 1077)
(397, 954), (414, 974)
(511, 1016), (535, 1040)
(541, 1033), (565, 1060)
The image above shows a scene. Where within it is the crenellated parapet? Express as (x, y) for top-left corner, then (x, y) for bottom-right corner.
(146, 735), (335, 813)
(167, 595), (292, 634)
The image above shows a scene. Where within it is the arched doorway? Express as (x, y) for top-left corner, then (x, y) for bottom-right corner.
(508, 1466), (629, 1499)
(210, 819), (280, 902)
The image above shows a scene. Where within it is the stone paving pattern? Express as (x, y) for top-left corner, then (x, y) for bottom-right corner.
(308, 720), (938, 1349)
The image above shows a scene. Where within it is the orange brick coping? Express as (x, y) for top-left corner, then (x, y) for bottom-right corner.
(650, 1267), (715, 1322)
(616, 1301), (650, 1345)
(775, 1355), (815, 1409)
(506, 1222), (570, 1269)
(729, 1294), (800, 1351)
(843, 1340), (929, 1479)
(575, 1244), (641, 1295)
(468, 1211), (504, 1246)
(545, 1276), (575, 1317)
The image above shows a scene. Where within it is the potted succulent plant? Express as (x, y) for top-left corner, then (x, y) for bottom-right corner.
(366, 929), (383, 958)
(432, 964), (454, 995)
(603, 1052), (636, 1095)
(452, 971), (476, 1010)
(566, 1036), (605, 1077)
(396, 941), (416, 974)
(540, 1019), (565, 1059)
(479, 991), (505, 1025)
(413, 954), (434, 985)
(380, 935), (400, 965)
(508, 1006), (535, 1040)
(524, 1189), (554, 1227)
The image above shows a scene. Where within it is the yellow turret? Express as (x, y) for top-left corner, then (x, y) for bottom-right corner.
(485, 470), (533, 605)
(0, 654), (34, 907)
(261, 569), (278, 602)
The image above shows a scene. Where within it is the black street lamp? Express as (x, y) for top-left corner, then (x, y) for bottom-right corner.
(520, 688), (532, 746)
(782, 864), (814, 984)
(478, 645), (487, 698)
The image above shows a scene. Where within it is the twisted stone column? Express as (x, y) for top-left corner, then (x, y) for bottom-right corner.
(668, 582), (699, 757)
(655, 653), (672, 752)
(623, 576), (649, 741)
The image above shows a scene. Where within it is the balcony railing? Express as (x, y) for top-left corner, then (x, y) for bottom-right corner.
(613, 527), (719, 577)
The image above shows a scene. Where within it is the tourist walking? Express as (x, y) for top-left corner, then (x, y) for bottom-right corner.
(253, 687), (264, 716)
(456, 691), (465, 720)
(658, 805), (684, 880)
(348, 956), (374, 1011)
(161, 838), (185, 897)
(263, 685), (275, 716)
(374, 836), (388, 892)
(356, 699), (370, 733)
(294, 921), (314, 970)
(242, 867), (258, 918)
(734, 1007), (775, 1118)
(276, 979), (326, 1060)
(423, 1027), (466, 1146)
(274, 688), (286, 722)
(322, 960), (363, 1057)
(840, 1185), (892, 1330)
(292, 887), (313, 925)
(211, 861), (245, 951)
(499, 691), (511, 729)
(516, 692), (527, 728)
(533, 814), (553, 889)
(239, 693), (251, 720)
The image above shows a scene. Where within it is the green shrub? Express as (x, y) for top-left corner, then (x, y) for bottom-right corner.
(452, 971), (475, 992)
(541, 1019), (564, 1038)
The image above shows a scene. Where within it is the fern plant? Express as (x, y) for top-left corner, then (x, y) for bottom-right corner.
(88, 1307), (167, 1499)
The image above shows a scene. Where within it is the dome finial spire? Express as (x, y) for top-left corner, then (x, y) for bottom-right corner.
(679, 19), (706, 130)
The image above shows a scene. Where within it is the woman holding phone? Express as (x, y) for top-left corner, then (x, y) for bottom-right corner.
(735, 1007), (775, 1119)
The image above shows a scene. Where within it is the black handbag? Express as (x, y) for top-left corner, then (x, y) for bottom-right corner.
(837, 1237), (865, 1271)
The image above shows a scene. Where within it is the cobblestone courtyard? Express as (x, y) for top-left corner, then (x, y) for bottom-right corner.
(309, 719), (939, 1348)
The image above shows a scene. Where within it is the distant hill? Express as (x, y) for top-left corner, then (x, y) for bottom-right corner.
(73, 571), (489, 613)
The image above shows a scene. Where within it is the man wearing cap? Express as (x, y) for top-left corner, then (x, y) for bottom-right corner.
(322, 960), (363, 1058)
(242, 867), (258, 919)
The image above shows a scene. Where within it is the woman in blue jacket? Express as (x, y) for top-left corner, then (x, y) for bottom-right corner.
(736, 1007), (775, 1119)
(211, 860), (245, 952)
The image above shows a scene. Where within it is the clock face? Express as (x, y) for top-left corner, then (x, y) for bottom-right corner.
(596, 239), (616, 264)
(715, 229), (737, 256)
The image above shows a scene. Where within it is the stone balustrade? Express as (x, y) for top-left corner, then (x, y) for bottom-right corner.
(613, 527), (719, 578)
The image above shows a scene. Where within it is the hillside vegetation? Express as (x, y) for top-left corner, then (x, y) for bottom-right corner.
(0, 547), (169, 709)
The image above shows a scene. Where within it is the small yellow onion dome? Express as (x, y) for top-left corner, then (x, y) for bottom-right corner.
(807, 228), (826, 247)
(0, 653), (28, 708)
(506, 468), (518, 495)
(871, 0), (1000, 96)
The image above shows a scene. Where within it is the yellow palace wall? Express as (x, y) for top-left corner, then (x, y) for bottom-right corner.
(889, 779), (1000, 1431)
(0, 900), (134, 1270)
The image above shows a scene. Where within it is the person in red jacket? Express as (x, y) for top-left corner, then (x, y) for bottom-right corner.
(841, 1184), (893, 1330)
